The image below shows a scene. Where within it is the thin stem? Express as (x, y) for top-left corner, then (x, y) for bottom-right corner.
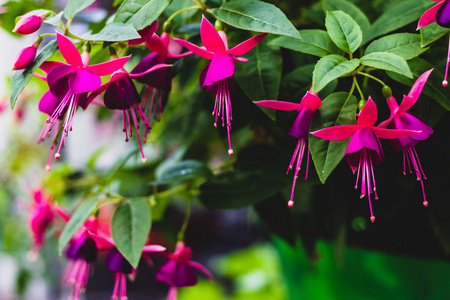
(353, 77), (364, 100)
(357, 71), (386, 86)
(166, 6), (202, 23)
(65, 31), (89, 44)
(177, 199), (192, 242)
(348, 76), (356, 98)
(190, 0), (207, 10)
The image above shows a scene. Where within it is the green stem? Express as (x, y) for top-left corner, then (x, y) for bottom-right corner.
(357, 71), (386, 86)
(155, 184), (187, 199)
(353, 77), (364, 100)
(65, 30), (89, 43)
(39, 33), (56, 38)
(348, 77), (356, 98)
(167, 6), (202, 23)
(177, 199), (192, 242)
(190, 0), (207, 10)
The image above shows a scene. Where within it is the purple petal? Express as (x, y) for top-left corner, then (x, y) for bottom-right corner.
(200, 15), (227, 54)
(254, 100), (301, 111)
(105, 248), (133, 274)
(345, 128), (384, 169)
(203, 54), (235, 86)
(199, 63), (234, 94)
(38, 91), (59, 115)
(56, 33), (83, 68)
(437, 0), (450, 28)
(288, 108), (315, 139)
(187, 261), (215, 282)
(47, 65), (72, 99)
(69, 69), (101, 94)
(130, 52), (171, 91)
(104, 76), (140, 110)
(85, 56), (130, 76)
(64, 233), (97, 263)
(156, 261), (198, 287)
(228, 33), (268, 56)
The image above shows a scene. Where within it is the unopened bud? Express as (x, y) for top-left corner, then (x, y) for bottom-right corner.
(381, 85), (392, 98)
(358, 99), (366, 111)
(13, 13), (46, 35)
(12, 41), (39, 70)
(215, 19), (224, 31)
(162, 20), (172, 33)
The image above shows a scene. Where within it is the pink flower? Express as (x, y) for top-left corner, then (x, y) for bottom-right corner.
(38, 33), (129, 161)
(127, 21), (158, 46)
(311, 98), (420, 222)
(174, 16), (267, 155)
(418, 0), (450, 86)
(28, 189), (54, 258)
(156, 241), (215, 300)
(379, 69), (434, 207)
(12, 41), (39, 70)
(13, 13), (46, 35)
(254, 90), (321, 207)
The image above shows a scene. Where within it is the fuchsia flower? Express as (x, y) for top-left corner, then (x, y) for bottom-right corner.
(28, 189), (54, 258)
(311, 99), (420, 222)
(174, 16), (267, 155)
(379, 69), (434, 207)
(156, 241), (215, 300)
(38, 33), (129, 162)
(418, 0), (450, 86)
(12, 40), (39, 70)
(254, 90), (321, 207)
(13, 13), (46, 35)
(128, 21), (159, 46)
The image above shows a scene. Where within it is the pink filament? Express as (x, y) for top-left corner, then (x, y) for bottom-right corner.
(443, 33), (450, 87)
(355, 147), (377, 222)
(63, 259), (90, 300)
(403, 147), (428, 206)
(286, 138), (309, 207)
(213, 79), (233, 155)
(122, 105), (149, 163)
(111, 273), (128, 300)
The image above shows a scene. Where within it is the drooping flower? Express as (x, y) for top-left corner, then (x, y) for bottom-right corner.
(128, 21), (159, 46)
(379, 69), (434, 207)
(38, 33), (129, 161)
(13, 13), (46, 35)
(28, 189), (54, 258)
(254, 90), (321, 207)
(156, 241), (215, 300)
(174, 16), (268, 155)
(12, 40), (39, 70)
(311, 98), (420, 222)
(418, 0), (450, 86)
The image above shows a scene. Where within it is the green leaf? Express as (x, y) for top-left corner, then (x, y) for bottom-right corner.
(360, 52), (412, 78)
(213, 0), (300, 39)
(312, 55), (360, 93)
(271, 29), (341, 58)
(368, 0), (433, 42)
(235, 37), (282, 121)
(152, 160), (213, 185)
(309, 92), (358, 183)
(325, 11), (362, 54)
(82, 23), (140, 41)
(114, 0), (173, 31)
(420, 22), (450, 47)
(58, 197), (98, 255)
(43, 11), (63, 27)
(365, 33), (427, 60)
(112, 198), (152, 268)
(10, 40), (58, 109)
(322, 0), (370, 44)
(64, 0), (95, 19)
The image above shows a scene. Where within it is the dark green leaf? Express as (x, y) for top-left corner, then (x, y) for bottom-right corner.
(58, 197), (98, 255)
(213, 0), (300, 39)
(360, 52), (412, 78)
(10, 40), (58, 109)
(365, 33), (427, 60)
(310, 92), (358, 183)
(368, 0), (433, 42)
(43, 11), (63, 27)
(112, 198), (152, 268)
(114, 0), (173, 31)
(152, 160), (213, 185)
(322, 0), (370, 44)
(312, 55), (360, 93)
(271, 29), (341, 57)
(235, 37), (282, 121)
(325, 11), (362, 54)
(82, 23), (140, 41)
(64, 0), (95, 19)
(420, 22), (450, 47)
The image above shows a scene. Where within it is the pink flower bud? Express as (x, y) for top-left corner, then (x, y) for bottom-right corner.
(12, 42), (39, 70)
(13, 13), (46, 35)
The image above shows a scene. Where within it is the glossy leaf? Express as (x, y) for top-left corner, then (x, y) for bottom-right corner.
(312, 55), (360, 93)
(112, 198), (152, 269)
(213, 0), (300, 39)
(43, 11), (63, 27)
(309, 92), (358, 183)
(420, 22), (450, 47)
(235, 37), (282, 121)
(114, 0), (173, 31)
(271, 29), (341, 58)
(64, 0), (95, 19)
(360, 52), (412, 78)
(322, 0), (370, 44)
(365, 33), (427, 60)
(325, 11), (362, 54)
(58, 197), (98, 255)
(10, 40), (58, 109)
(151, 160), (213, 185)
(82, 23), (140, 41)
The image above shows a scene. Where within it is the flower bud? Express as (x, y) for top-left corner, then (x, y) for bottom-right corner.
(358, 99), (366, 111)
(12, 41), (39, 70)
(13, 13), (46, 35)
(382, 85), (392, 98)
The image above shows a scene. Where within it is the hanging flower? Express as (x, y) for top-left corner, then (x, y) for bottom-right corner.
(28, 189), (54, 259)
(254, 90), (321, 207)
(311, 98), (420, 222)
(174, 15), (267, 155)
(379, 69), (434, 207)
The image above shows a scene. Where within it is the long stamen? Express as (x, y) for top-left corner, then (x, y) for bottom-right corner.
(287, 139), (307, 207)
(112, 273), (120, 300)
(130, 107), (147, 163)
(120, 273), (127, 300)
(443, 33), (450, 87)
(360, 149), (367, 199)
(369, 151), (378, 200)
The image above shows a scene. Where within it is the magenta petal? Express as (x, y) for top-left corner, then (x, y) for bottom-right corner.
(300, 91), (322, 110)
(38, 91), (59, 115)
(371, 127), (420, 139)
(357, 98), (377, 127)
(417, 1), (445, 29)
(128, 20), (158, 46)
(288, 108), (315, 139)
(129, 53), (172, 91)
(203, 54), (235, 86)
(47, 65), (73, 98)
(39, 61), (68, 74)
(173, 38), (215, 60)
(56, 33), (83, 68)
(156, 261), (198, 287)
(85, 56), (130, 76)
(167, 287), (177, 300)
(146, 34), (168, 58)
(311, 124), (358, 141)
(358, 128), (381, 153)
(143, 245), (166, 252)
(187, 261), (215, 282)
(393, 113), (433, 141)
(200, 15), (227, 54)
(345, 128), (384, 167)
(104, 76), (140, 109)
(69, 70), (101, 94)
(228, 33), (268, 56)
(254, 100), (301, 111)
(199, 64), (234, 94)
(87, 231), (114, 250)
